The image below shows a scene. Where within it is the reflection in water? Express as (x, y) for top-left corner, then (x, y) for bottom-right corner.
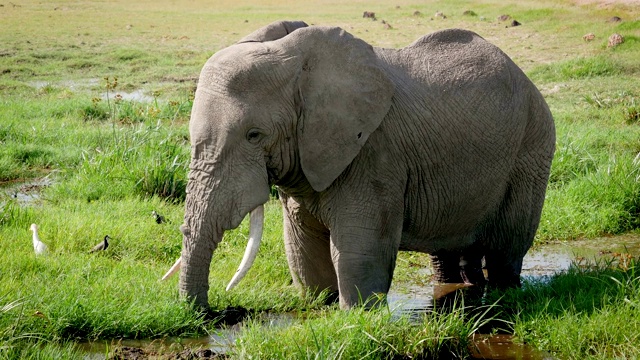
(77, 331), (237, 358)
(470, 334), (555, 360)
(76, 313), (296, 358)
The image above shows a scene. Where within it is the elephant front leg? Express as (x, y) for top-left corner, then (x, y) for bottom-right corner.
(330, 209), (404, 309)
(281, 193), (338, 302)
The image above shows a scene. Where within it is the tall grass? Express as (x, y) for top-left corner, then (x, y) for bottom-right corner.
(503, 258), (640, 359)
(540, 151), (640, 240)
(235, 300), (497, 359)
(49, 124), (190, 202)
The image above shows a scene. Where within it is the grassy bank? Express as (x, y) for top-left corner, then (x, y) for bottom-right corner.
(1, 0), (640, 358)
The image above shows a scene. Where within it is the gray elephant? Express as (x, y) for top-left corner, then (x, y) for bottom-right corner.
(174, 20), (555, 309)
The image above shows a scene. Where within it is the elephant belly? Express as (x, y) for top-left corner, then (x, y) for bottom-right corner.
(397, 173), (506, 254)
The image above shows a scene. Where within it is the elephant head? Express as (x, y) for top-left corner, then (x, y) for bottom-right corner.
(177, 20), (395, 308)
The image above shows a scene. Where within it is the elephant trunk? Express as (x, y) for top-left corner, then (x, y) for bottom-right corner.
(178, 220), (221, 309)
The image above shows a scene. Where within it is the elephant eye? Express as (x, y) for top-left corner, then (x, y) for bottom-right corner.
(246, 128), (263, 143)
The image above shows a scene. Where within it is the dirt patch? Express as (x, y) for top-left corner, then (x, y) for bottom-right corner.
(573, 0), (640, 7)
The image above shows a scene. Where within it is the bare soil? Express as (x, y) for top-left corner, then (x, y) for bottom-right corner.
(573, 0), (640, 7)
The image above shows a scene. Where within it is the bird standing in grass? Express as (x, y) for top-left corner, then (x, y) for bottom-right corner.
(89, 235), (111, 253)
(152, 210), (166, 224)
(29, 224), (48, 255)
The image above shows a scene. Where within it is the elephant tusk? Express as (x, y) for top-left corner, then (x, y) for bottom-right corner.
(162, 256), (182, 281)
(226, 204), (264, 291)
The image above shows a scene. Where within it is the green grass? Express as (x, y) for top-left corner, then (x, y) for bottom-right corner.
(235, 302), (494, 359)
(529, 56), (623, 82)
(1, 0), (640, 358)
(505, 260), (640, 359)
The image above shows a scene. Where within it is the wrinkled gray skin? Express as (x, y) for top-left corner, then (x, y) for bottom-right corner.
(179, 20), (555, 309)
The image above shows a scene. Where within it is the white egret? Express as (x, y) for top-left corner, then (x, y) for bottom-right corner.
(29, 224), (48, 255)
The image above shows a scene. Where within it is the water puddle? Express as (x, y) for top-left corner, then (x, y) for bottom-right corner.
(76, 235), (640, 359)
(77, 331), (237, 359)
(101, 89), (155, 103)
(76, 312), (294, 359)
(28, 78), (100, 91)
(469, 334), (554, 360)
(0, 177), (52, 206)
(27, 79), (155, 103)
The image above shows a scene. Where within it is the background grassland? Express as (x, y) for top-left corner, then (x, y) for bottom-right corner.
(1, 0), (640, 358)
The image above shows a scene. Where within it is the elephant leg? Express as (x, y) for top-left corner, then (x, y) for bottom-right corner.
(280, 192), (338, 301)
(430, 250), (464, 283)
(330, 206), (404, 309)
(430, 245), (486, 286)
(460, 245), (487, 286)
(483, 163), (546, 288)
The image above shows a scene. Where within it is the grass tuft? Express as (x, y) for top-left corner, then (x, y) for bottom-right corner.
(529, 56), (621, 82)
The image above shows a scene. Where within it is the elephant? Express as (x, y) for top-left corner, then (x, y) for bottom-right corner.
(174, 20), (556, 310)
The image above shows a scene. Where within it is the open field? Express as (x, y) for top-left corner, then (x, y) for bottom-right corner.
(1, 0), (640, 358)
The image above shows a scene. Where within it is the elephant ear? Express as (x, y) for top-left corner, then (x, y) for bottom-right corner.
(238, 20), (308, 43)
(278, 27), (395, 192)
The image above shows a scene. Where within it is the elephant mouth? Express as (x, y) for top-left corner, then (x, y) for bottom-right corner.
(266, 165), (280, 185)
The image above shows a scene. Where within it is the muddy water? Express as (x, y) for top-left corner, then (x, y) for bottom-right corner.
(100, 89), (155, 103)
(77, 235), (640, 359)
(0, 178), (52, 206)
(27, 79), (155, 102)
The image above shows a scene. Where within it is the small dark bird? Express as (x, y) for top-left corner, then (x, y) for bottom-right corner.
(152, 210), (166, 224)
(89, 235), (110, 253)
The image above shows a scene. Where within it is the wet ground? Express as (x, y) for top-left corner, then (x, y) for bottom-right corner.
(0, 177), (52, 206)
(76, 234), (640, 359)
(27, 78), (158, 103)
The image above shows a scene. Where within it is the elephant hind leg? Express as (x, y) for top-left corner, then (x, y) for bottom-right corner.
(430, 250), (464, 284)
(281, 193), (338, 301)
(482, 163), (548, 288)
(430, 243), (486, 286)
